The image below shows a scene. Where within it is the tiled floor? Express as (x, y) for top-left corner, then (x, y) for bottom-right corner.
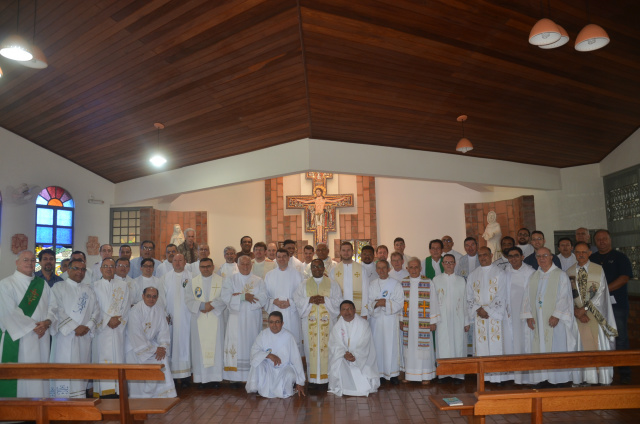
(100, 370), (640, 424)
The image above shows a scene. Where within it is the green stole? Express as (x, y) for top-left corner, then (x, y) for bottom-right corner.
(424, 257), (444, 279)
(0, 277), (45, 397)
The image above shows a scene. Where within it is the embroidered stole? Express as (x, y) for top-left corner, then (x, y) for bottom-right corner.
(224, 277), (256, 371)
(0, 277), (45, 397)
(528, 269), (561, 352)
(471, 270), (500, 345)
(333, 262), (364, 314)
(306, 277), (331, 380)
(193, 274), (223, 367)
(401, 277), (432, 350)
(567, 264), (617, 350)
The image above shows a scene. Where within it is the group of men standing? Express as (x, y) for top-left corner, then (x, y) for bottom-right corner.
(0, 226), (632, 401)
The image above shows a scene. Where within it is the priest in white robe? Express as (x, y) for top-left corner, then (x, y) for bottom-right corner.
(0, 251), (56, 397)
(158, 253), (192, 386)
(557, 237), (577, 272)
(155, 244), (178, 279)
(93, 257), (130, 397)
(328, 300), (380, 396)
(221, 255), (268, 383)
(251, 242), (277, 279)
(502, 247), (535, 384)
(185, 258), (226, 388)
(522, 247), (578, 385)
(389, 252), (409, 281)
(125, 287), (177, 398)
(466, 247), (509, 382)
(132, 258), (163, 306)
(50, 259), (100, 398)
(367, 260), (403, 384)
(114, 257), (138, 307)
(330, 242), (369, 317)
(246, 311), (306, 398)
(359, 245), (377, 282)
(400, 257), (440, 384)
(188, 243), (211, 278)
(432, 254), (468, 382)
(568, 242), (618, 385)
(294, 259), (342, 384)
(265, 249), (304, 354)
(59, 251), (93, 285)
(216, 246), (239, 280)
(283, 239), (305, 274)
(455, 237), (480, 280)
(316, 243), (337, 276)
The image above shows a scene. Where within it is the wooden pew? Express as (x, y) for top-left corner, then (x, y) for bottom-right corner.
(0, 397), (101, 424)
(429, 350), (640, 424)
(0, 363), (179, 424)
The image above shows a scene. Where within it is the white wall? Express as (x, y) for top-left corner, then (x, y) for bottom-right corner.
(600, 127), (640, 177)
(0, 128), (114, 276)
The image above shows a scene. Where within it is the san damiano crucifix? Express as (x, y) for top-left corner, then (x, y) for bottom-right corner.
(286, 172), (354, 245)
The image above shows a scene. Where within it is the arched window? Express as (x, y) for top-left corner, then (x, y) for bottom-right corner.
(35, 186), (74, 273)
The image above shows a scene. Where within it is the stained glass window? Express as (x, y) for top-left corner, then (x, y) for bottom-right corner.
(35, 187), (74, 272)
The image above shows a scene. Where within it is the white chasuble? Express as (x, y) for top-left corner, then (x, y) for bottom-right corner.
(125, 301), (177, 398)
(294, 276), (342, 383)
(50, 279), (100, 398)
(367, 277), (404, 379)
(93, 278), (130, 396)
(331, 262), (369, 316)
(221, 273), (267, 382)
(401, 276), (440, 382)
(246, 328), (306, 398)
(432, 273), (467, 380)
(186, 274), (227, 383)
(328, 315), (380, 397)
(264, 266), (303, 354)
(160, 270), (192, 379)
(522, 265), (578, 384)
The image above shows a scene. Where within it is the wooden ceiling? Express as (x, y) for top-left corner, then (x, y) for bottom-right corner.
(1, 0), (639, 183)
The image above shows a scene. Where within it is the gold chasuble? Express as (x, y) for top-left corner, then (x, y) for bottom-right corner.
(306, 276), (332, 381)
(333, 262), (364, 314)
(567, 264), (617, 350)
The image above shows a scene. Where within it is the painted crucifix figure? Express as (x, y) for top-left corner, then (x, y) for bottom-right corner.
(286, 172), (353, 245)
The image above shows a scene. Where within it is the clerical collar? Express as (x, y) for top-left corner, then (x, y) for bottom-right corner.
(313, 277), (324, 283)
(481, 265), (492, 270)
(202, 275), (212, 282)
(540, 264), (557, 274)
(469, 254), (477, 259)
(238, 273), (251, 282)
(15, 270), (34, 281)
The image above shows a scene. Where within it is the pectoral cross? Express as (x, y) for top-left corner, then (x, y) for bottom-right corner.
(286, 172), (354, 244)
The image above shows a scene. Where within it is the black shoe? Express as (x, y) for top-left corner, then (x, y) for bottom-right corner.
(380, 377), (386, 384)
(208, 382), (221, 389)
(453, 378), (463, 385)
(621, 375), (632, 385)
(231, 382), (244, 389)
(198, 383), (206, 389)
(390, 377), (400, 385)
(181, 379), (191, 389)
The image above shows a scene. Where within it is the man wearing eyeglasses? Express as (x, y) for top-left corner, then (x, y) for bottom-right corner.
(523, 231), (562, 270)
(133, 258), (163, 307)
(432, 254), (468, 384)
(50, 259), (100, 397)
(156, 244), (179, 278)
(521, 247), (577, 386)
(424, 239), (444, 279)
(502, 247), (535, 384)
(246, 311), (306, 398)
(516, 227), (535, 258)
(129, 240), (162, 279)
(91, 244), (113, 283)
(93, 257), (130, 398)
(493, 237), (515, 271)
(0, 250), (56, 397)
(114, 257), (137, 307)
(441, 235), (462, 262)
(60, 251), (93, 284)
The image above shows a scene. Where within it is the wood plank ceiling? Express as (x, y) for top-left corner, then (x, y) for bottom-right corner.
(0, 0), (639, 183)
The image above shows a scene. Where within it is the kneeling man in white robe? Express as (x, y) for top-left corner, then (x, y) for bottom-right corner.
(328, 300), (380, 397)
(125, 287), (177, 398)
(246, 311), (306, 398)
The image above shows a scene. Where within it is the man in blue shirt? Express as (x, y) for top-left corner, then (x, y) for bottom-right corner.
(590, 229), (634, 385)
(35, 248), (64, 288)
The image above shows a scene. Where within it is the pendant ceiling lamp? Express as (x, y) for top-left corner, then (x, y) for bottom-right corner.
(575, 0), (609, 52)
(0, 0), (33, 62)
(149, 123), (167, 167)
(455, 115), (473, 154)
(529, 18), (561, 46)
(18, 0), (47, 69)
(539, 24), (569, 49)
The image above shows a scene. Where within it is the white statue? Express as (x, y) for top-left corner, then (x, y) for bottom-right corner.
(170, 224), (185, 246)
(482, 211), (502, 261)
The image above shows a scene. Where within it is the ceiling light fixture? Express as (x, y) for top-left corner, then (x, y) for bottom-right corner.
(575, 0), (609, 52)
(528, 1), (560, 46)
(539, 24), (569, 49)
(0, 0), (33, 62)
(149, 122), (167, 167)
(456, 115), (473, 154)
(19, 0), (47, 69)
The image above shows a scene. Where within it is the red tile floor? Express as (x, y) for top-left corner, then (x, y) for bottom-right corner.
(96, 370), (640, 424)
